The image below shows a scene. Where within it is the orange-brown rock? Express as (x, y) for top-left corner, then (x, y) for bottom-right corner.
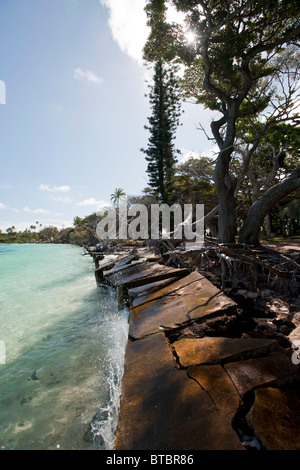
(129, 277), (180, 308)
(187, 365), (242, 422)
(225, 352), (300, 396)
(114, 333), (244, 450)
(173, 337), (278, 368)
(129, 272), (236, 340)
(104, 261), (189, 289)
(247, 387), (300, 450)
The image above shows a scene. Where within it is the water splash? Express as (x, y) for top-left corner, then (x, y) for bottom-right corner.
(83, 307), (129, 450)
(0, 245), (129, 450)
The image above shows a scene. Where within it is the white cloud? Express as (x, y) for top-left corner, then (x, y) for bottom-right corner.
(0, 184), (11, 189)
(100, 0), (149, 64)
(100, 1), (189, 65)
(48, 103), (64, 112)
(77, 198), (109, 209)
(165, 4), (186, 25)
(0, 221), (33, 233)
(0, 204), (21, 212)
(24, 206), (50, 214)
(73, 68), (103, 84)
(180, 145), (219, 163)
(50, 195), (72, 204)
(39, 184), (71, 193)
(180, 150), (201, 163)
(44, 219), (74, 229)
(0, 218), (74, 233)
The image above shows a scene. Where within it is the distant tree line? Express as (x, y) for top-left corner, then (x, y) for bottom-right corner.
(0, 215), (100, 246)
(1, 171), (298, 247)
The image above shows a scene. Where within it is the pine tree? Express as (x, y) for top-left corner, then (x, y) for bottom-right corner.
(141, 59), (182, 204)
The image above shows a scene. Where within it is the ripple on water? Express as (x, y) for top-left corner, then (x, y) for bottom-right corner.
(0, 245), (128, 450)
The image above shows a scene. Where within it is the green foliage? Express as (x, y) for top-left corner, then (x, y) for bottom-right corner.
(250, 124), (300, 177)
(144, 0), (300, 124)
(73, 216), (84, 228)
(170, 156), (218, 211)
(0, 214), (101, 246)
(279, 197), (300, 220)
(110, 188), (126, 207)
(144, 0), (300, 244)
(144, 0), (181, 63)
(141, 59), (183, 204)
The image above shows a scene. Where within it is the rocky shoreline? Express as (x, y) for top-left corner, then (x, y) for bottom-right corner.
(88, 243), (300, 450)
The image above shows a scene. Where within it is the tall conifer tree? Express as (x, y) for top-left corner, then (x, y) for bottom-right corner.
(141, 59), (182, 204)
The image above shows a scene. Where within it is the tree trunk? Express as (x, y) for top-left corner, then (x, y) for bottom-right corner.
(265, 213), (272, 238)
(281, 218), (287, 238)
(214, 152), (237, 244)
(217, 194), (236, 243)
(205, 220), (218, 238)
(211, 109), (238, 244)
(239, 166), (300, 246)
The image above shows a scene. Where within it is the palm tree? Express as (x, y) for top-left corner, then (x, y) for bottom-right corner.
(73, 216), (84, 228)
(6, 226), (15, 235)
(110, 188), (126, 207)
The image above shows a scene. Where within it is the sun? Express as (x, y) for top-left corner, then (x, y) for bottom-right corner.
(185, 31), (196, 44)
(165, 4), (196, 45)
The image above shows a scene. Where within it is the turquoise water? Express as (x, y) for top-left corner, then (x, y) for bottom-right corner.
(0, 244), (128, 450)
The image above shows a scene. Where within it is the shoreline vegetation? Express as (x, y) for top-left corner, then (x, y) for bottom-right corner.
(0, 214), (99, 246)
(2, 167), (299, 248)
(1, 220), (299, 247)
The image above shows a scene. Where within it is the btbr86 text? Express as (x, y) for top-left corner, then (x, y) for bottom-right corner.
(150, 455), (194, 465)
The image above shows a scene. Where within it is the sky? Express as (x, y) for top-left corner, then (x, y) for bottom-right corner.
(0, 0), (215, 232)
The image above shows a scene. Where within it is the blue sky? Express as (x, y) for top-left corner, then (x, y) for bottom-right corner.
(0, 0), (214, 232)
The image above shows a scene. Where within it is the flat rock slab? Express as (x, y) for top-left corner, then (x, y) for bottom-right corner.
(130, 270), (200, 307)
(103, 256), (148, 276)
(114, 333), (244, 450)
(113, 253), (140, 268)
(129, 271), (236, 340)
(247, 387), (300, 450)
(103, 261), (189, 289)
(187, 365), (242, 422)
(129, 277), (180, 308)
(95, 259), (118, 275)
(225, 352), (300, 396)
(173, 337), (278, 368)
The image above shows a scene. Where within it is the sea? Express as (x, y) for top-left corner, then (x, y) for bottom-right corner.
(0, 243), (129, 450)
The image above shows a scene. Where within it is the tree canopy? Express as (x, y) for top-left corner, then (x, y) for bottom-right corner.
(141, 59), (182, 204)
(144, 0), (300, 244)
